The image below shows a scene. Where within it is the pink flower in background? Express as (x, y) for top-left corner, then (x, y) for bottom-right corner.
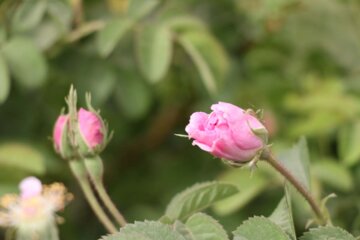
(53, 115), (68, 152)
(19, 177), (42, 199)
(0, 177), (72, 233)
(185, 102), (268, 162)
(78, 108), (104, 148)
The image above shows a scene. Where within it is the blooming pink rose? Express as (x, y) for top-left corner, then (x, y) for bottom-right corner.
(78, 108), (104, 148)
(185, 102), (268, 162)
(19, 177), (42, 199)
(53, 115), (69, 152)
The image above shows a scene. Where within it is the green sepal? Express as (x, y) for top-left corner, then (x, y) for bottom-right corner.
(83, 155), (104, 182)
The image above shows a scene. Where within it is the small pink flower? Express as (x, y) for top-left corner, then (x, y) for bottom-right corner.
(53, 115), (68, 152)
(78, 108), (104, 148)
(0, 177), (72, 234)
(19, 177), (42, 199)
(185, 102), (268, 162)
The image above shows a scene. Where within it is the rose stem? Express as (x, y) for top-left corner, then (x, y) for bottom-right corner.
(261, 148), (326, 224)
(84, 156), (127, 227)
(69, 160), (117, 233)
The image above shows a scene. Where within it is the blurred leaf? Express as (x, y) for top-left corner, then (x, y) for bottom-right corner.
(0, 26), (6, 45)
(338, 121), (360, 166)
(0, 142), (45, 174)
(164, 181), (239, 222)
(278, 137), (311, 191)
(31, 1), (72, 50)
(47, 0), (72, 30)
(269, 187), (296, 240)
(213, 168), (268, 216)
(33, 19), (63, 50)
(299, 226), (356, 240)
(2, 37), (47, 89)
(0, 183), (17, 196)
(11, 0), (47, 32)
(0, 53), (10, 104)
(312, 160), (353, 192)
(115, 72), (152, 119)
(77, 63), (116, 106)
(127, 0), (159, 20)
(233, 216), (289, 240)
(166, 16), (207, 34)
(284, 0), (360, 72)
(184, 213), (229, 240)
(106, 0), (129, 14)
(136, 23), (173, 83)
(178, 30), (228, 96)
(100, 221), (186, 240)
(284, 77), (360, 137)
(97, 18), (134, 58)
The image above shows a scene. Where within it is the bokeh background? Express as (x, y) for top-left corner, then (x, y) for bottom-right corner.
(0, 0), (360, 239)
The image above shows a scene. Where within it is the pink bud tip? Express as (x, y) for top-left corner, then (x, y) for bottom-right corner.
(78, 108), (104, 148)
(53, 115), (69, 151)
(19, 177), (42, 199)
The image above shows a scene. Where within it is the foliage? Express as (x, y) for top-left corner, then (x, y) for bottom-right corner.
(0, 0), (360, 239)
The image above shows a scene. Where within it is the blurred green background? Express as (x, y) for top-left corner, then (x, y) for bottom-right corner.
(0, 0), (360, 239)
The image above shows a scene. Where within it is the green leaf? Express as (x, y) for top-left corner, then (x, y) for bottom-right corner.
(164, 181), (239, 222)
(178, 31), (228, 96)
(312, 159), (353, 191)
(212, 168), (268, 216)
(99, 221), (186, 240)
(0, 142), (45, 174)
(338, 121), (360, 166)
(233, 216), (289, 240)
(136, 23), (173, 83)
(0, 184), (17, 196)
(32, 0), (72, 50)
(278, 137), (311, 191)
(184, 213), (229, 240)
(127, 0), (160, 20)
(75, 59), (117, 106)
(97, 18), (134, 58)
(11, 0), (47, 32)
(0, 53), (10, 104)
(166, 16), (207, 34)
(268, 187), (296, 240)
(46, 0), (72, 31)
(115, 72), (152, 119)
(299, 226), (356, 240)
(2, 37), (47, 89)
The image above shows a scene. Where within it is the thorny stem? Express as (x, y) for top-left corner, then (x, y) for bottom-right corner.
(84, 156), (127, 227)
(69, 160), (117, 233)
(261, 148), (327, 225)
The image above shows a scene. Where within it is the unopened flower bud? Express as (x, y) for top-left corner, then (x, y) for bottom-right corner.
(74, 108), (108, 157)
(185, 102), (268, 163)
(53, 115), (74, 159)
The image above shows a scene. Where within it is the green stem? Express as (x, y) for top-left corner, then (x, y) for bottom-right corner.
(84, 156), (127, 227)
(69, 160), (117, 233)
(261, 148), (327, 225)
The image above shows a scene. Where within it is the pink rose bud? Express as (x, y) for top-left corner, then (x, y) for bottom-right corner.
(53, 115), (69, 154)
(19, 177), (42, 199)
(185, 102), (268, 162)
(78, 108), (104, 148)
(74, 108), (108, 157)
